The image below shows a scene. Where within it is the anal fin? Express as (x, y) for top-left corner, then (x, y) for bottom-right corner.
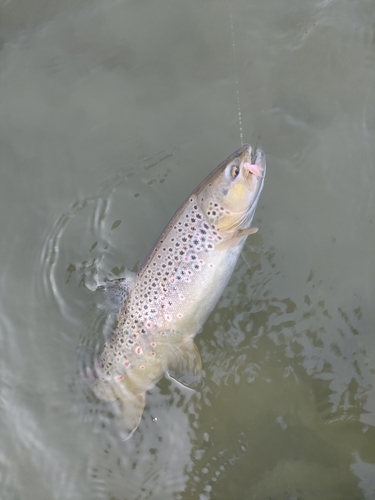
(165, 340), (202, 389)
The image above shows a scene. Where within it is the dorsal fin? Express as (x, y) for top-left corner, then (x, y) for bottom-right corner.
(97, 272), (136, 317)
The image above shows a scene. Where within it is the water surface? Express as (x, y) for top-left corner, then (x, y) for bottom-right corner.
(1, 0), (375, 499)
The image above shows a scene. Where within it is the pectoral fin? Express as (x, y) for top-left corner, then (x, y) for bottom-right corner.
(165, 340), (202, 389)
(215, 227), (258, 251)
(115, 392), (146, 440)
(237, 227), (259, 237)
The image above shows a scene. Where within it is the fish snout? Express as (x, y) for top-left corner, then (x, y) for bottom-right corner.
(244, 149), (266, 180)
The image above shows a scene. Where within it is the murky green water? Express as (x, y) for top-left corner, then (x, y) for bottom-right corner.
(1, 0), (374, 499)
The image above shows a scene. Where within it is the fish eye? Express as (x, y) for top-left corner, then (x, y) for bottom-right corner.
(231, 165), (240, 178)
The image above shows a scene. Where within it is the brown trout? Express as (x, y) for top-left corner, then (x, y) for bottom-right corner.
(94, 144), (266, 438)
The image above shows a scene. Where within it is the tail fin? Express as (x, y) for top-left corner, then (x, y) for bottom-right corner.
(115, 392), (146, 440)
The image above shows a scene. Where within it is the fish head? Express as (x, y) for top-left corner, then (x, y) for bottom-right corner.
(198, 144), (266, 233)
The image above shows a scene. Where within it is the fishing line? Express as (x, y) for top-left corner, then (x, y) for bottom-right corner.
(229, 0), (244, 147)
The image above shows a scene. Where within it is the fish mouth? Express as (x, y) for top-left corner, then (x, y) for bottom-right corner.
(238, 145), (266, 195)
(239, 145), (266, 181)
(238, 144), (266, 227)
(249, 148), (266, 179)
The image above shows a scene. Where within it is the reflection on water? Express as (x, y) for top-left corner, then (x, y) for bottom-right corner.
(1, 0), (375, 498)
(28, 162), (374, 500)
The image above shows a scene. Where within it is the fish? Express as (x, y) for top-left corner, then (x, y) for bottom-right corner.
(93, 144), (266, 439)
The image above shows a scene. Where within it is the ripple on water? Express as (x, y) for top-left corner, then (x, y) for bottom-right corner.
(32, 156), (209, 499)
(28, 147), (375, 500)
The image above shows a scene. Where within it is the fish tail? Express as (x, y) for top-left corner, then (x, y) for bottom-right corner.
(116, 392), (146, 440)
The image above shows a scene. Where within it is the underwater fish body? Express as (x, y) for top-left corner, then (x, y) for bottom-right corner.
(94, 144), (266, 438)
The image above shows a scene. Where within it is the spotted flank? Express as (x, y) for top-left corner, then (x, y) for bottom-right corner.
(93, 144), (266, 438)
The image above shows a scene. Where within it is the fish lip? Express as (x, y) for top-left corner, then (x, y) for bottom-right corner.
(241, 146), (266, 227)
(253, 148), (266, 178)
(251, 147), (266, 195)
(237, 145), (266, 175)
(241, 145), (266, 179)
